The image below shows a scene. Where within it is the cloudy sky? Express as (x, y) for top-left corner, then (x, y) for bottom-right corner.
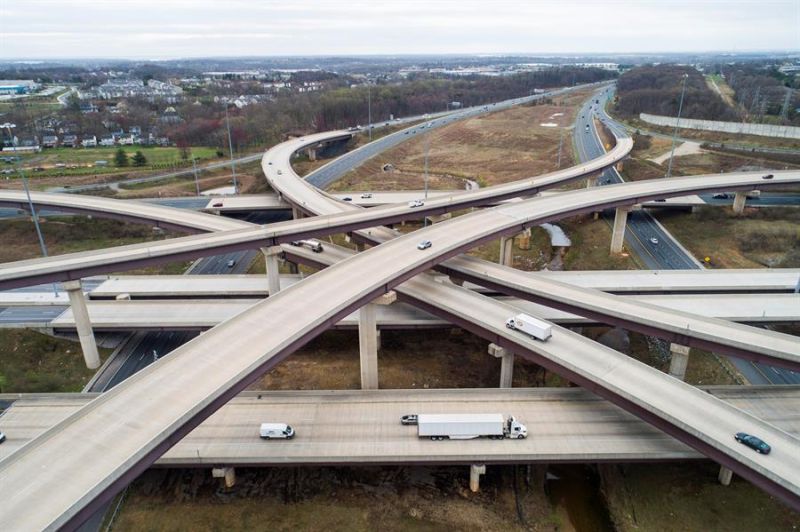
(1, 0), (798, 59)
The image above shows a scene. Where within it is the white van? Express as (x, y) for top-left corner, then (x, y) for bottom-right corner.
(259, 423), (295, 439)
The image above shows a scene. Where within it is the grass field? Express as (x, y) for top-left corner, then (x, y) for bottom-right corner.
(0, 329), (111, 393)
(6, 146), (221, 182)
(0, 217), (192, 273)
(329, 91), (591, 192)
(656, 207), (799, 268)
(602, 462), (799, 531)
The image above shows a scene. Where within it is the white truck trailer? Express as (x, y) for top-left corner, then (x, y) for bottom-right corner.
(505, 313), (552, 341)
(417, 414), (528, 440)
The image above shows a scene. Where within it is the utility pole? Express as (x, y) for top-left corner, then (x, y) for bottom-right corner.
(224, 104), (238, 194)
(665, 73), (688, 178)
(423, 128), (430, 227)
(367, 81), (372, 142)
(1, 122), (55, 295)
(556, 129), (564, 169)
(192, 156), (200, 195)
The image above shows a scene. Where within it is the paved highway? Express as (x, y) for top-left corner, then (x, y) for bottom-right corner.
(2, 387), (798, 465)
(42, 292), (798, 331)
(2, 87), (799, 525)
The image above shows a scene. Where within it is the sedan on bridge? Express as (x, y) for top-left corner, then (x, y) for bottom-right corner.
(650, 237), (659, 245)
(735, 432), (771, 454)
(417, 240), (432, 250)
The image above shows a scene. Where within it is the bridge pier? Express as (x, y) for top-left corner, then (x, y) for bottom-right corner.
(668, 343), (691, 380)
(261, 246), (283, 296)
(718, 466), (733, 486)
(306, 147), (317, 161)
(733, 191), (747, 214)
(610, 206), (631, 254)
(586, 175), (598, 188)
(517, 228), (532, 250)
(292, 206), (303, 220)
(63, 280), (100, 370)
(469, 464), (486, 492)
(358, 291), (396, 389)
(499, 236), (514, 266)
(212, 466), (236, 488)
(488, 343), (514, 388)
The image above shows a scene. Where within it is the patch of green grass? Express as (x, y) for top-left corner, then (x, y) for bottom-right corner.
(0, 329), (110, 393)
(603, 462), (800, 531)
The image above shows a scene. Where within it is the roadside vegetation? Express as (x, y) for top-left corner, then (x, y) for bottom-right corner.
(0, 217), (192, 272)
(0, 330), (111, 393)
(331, 91), (589, 192)
(656, 207), (800, 268)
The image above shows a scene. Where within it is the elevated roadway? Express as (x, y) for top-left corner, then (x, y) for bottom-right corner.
(29, 292), (797, 332)
(3, 165), (800, 528)
(2, 87), (800, 526)
(1, 387), (798, 466)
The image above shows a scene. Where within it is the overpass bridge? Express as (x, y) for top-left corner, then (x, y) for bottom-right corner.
(1, 86), (800, 528)
(1, 386), (798, 467)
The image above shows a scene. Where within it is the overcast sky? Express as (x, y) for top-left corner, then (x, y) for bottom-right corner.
(1, 0), (798, 59)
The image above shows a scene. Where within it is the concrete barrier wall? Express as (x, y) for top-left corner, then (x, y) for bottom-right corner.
(640, 113), (800, 140)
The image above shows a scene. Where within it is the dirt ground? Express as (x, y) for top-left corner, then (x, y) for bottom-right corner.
(113, 465), (564, 532)
(252, 330), (566, 391)
(329, 92), (591, 193)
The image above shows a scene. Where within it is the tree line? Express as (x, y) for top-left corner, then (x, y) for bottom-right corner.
(615, 65), (737, 121)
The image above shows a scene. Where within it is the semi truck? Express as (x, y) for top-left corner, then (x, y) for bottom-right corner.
(417, 414), (528, 440)
(505, 313), (552, 341)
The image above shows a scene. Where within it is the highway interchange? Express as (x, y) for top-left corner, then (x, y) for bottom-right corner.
(0, 84), (799, 528)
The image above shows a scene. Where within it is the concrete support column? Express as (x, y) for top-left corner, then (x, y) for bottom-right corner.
(517, 228), (532, 250)
(292, 206), (303, 220)
(63, 280), (100, 370)
(668, 343), (691, 381)
(260, 246), (283, 296)
(469, 464), (486, 493)
(499, 236), (513, 266)
(488, 343), (515, 388)
(212, 466), (236, 488)
(306, 147), (317, 161)
(358, 291), (397, 390)
(718, 466), (733, 486)
(733, 191), (747, 214)
(610, 207), (631, 254)
(586, 175), (598, 188)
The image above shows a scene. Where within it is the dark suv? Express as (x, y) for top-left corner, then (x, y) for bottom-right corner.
(735, 432), (771, 454)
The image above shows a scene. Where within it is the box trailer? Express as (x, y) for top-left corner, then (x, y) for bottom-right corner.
(505, 313), (552, 341)
(417, 414), (527, 440)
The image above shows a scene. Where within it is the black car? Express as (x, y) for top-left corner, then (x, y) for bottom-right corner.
(735, 432), (771, 454)
(762, 174), (774, 180)
(400, 414), (418, 425)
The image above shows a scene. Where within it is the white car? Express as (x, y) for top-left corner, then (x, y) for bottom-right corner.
(649, 237), (659, 245)
(408, 199), (424, 208)
(417, 240), (432, 250)
(361, 193), (373, 199)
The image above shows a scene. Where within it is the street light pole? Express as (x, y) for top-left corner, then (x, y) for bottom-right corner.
(367, 81), (372, 142)
(2, 122), (55, 295)
(665, 73), (689, 178)
(224, 104), (238, 194)
(192, 156), (200, 195)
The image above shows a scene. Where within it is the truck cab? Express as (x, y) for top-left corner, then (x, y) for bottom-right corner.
(505, 416), (528, 439)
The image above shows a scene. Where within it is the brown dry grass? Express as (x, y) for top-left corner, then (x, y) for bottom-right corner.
(252, 330), (567, 390)
(656, 208), (800, 268)
(330, 93), (591, 192)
